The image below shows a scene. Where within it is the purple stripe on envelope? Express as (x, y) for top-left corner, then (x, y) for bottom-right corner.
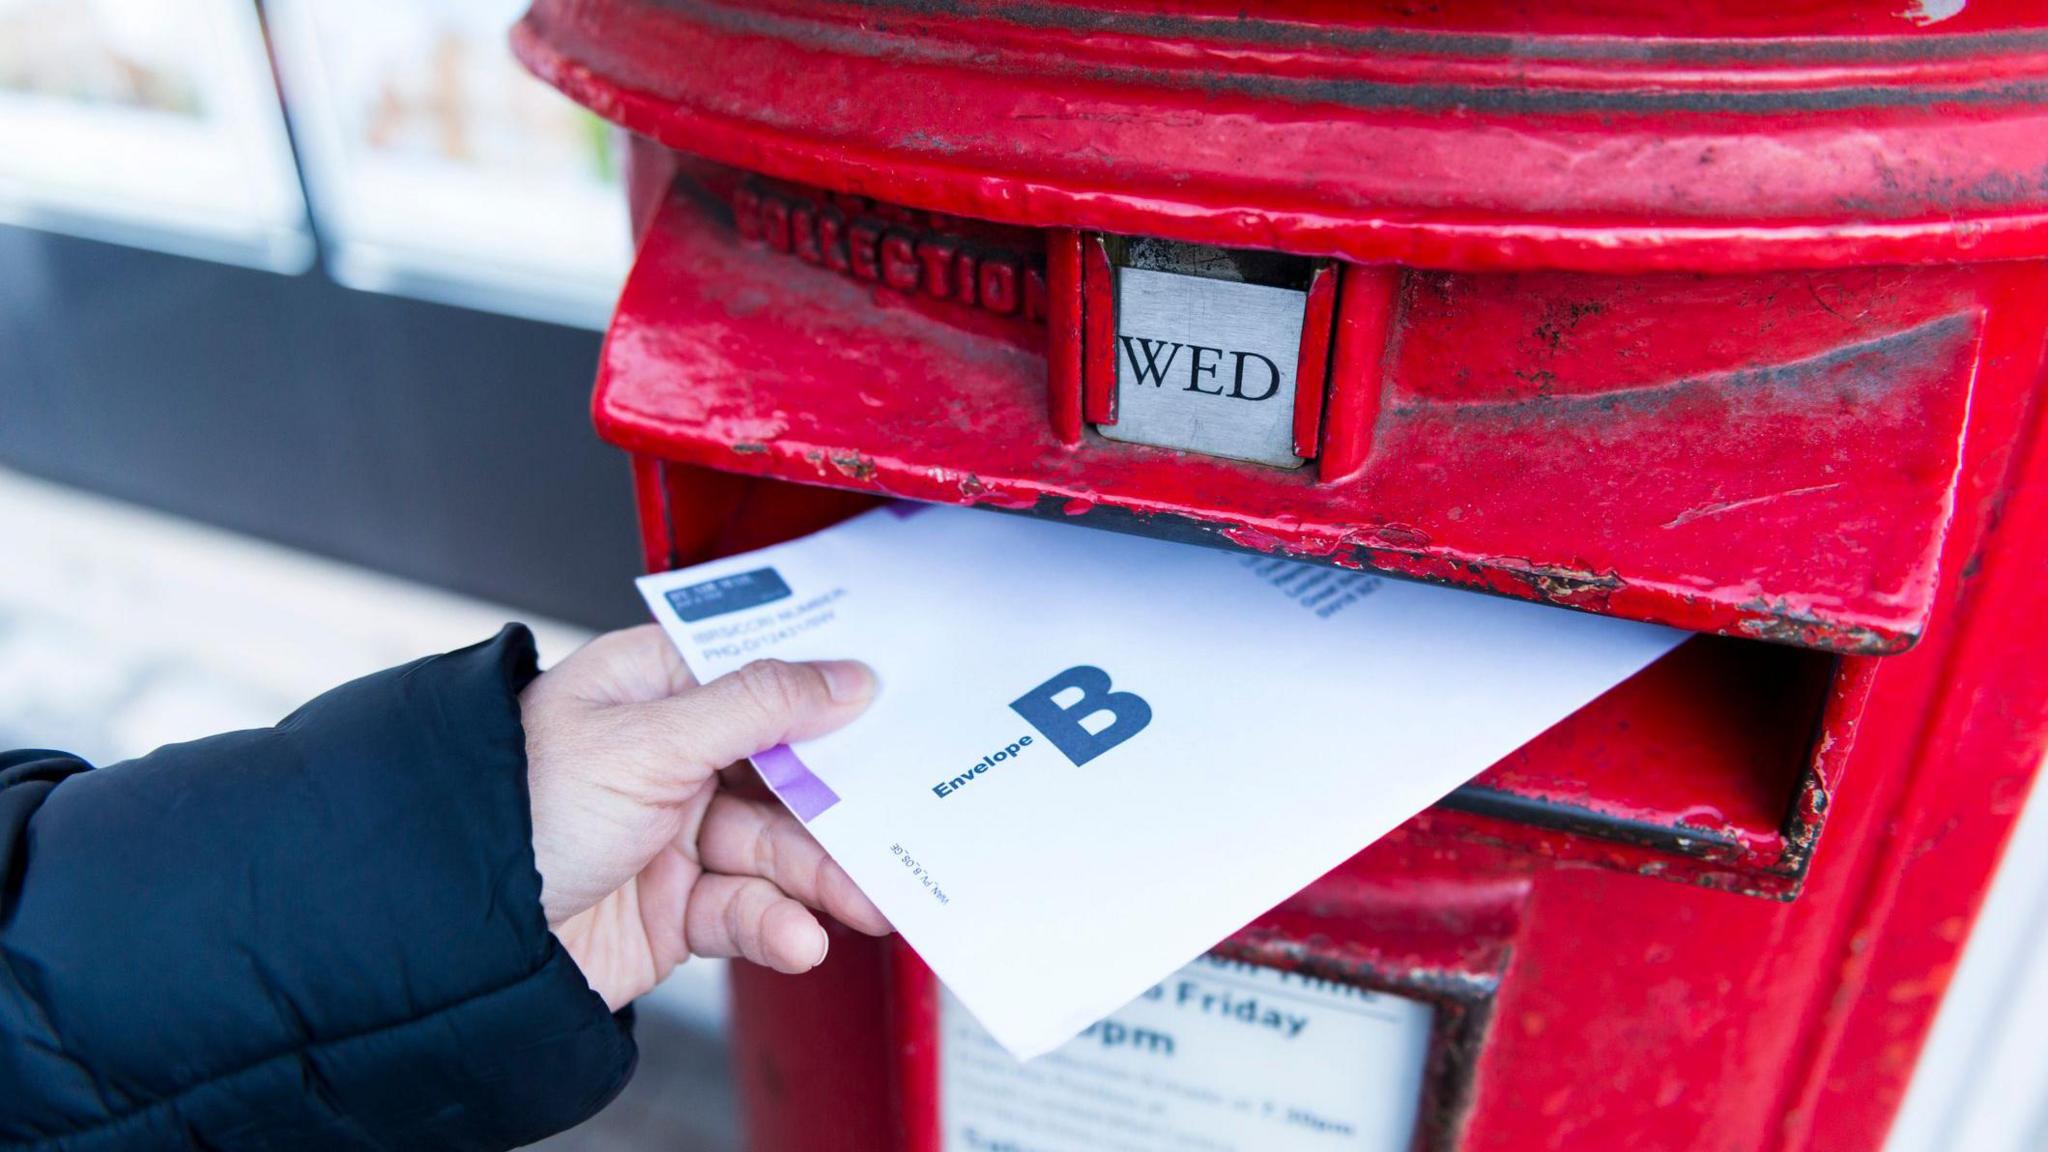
(754, 744), (840, 822)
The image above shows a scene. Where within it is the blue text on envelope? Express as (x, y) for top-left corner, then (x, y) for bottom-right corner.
(664, 568), (794, 622)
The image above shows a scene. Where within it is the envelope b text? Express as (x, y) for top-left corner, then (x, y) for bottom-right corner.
(1009, 665), (1153, 767)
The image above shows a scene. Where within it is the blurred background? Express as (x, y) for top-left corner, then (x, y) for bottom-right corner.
(0, 3), (2040, 1149)
(0, 1), (730, 1147)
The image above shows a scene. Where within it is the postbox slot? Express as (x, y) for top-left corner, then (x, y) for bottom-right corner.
(599, 166), (1978, 662)
(641, 453), (1852, 897)
(1443, 635), (1840, 896)
(603, 167), (1899, 893)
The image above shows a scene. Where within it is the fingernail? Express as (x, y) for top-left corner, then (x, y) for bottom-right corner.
(816, 660), (876, 704)
(806, 921), (830, 967)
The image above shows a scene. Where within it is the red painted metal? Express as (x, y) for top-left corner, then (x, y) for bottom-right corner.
(622, 132), (681, 243)
(516, 0), (2048, 274)
(521, 4), (2048, 1149)
(728, 920), (895, 1152)
(1291, 261), (1338, 460)
(1046, 229), (1083, 444)
(1080, 234), (1117, 426)
(1319, 263), (1399, 484)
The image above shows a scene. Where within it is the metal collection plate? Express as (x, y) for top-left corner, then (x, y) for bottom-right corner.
(1099, 265), (1310, 469)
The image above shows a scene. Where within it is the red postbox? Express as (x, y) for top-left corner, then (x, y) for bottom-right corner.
(514, 3), (2048, 1148)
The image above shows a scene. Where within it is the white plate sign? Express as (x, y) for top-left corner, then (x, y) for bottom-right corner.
(1099, 266), (1309, 468)
(940, 954), (1434, 1152)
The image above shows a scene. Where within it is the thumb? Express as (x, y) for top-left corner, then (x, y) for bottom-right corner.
(636, 658), (877, 775)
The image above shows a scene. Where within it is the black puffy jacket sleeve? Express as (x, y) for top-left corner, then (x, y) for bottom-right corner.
(0, 626), (635, 1151)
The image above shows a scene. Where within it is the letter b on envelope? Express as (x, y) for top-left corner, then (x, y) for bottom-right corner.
(1010, 666), (1152, 767)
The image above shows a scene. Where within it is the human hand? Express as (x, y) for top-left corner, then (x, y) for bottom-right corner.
(519, 625), (889, 1009)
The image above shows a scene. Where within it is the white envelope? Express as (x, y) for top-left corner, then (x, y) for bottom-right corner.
(638, 504), (1684, 1059)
